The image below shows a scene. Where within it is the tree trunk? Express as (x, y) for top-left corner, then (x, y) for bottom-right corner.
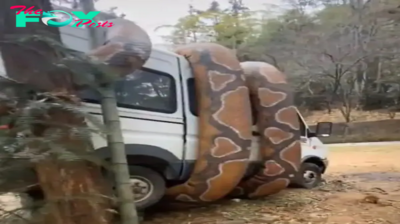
(32, 108), (113, 224)
(80, 0), (139, 221)
(100, 86), (139, 224)
(0, 1), (113, 224)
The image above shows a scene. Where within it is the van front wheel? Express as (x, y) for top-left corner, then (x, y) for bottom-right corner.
(293, 162), (322, 189)
(126, 166), (166, 209)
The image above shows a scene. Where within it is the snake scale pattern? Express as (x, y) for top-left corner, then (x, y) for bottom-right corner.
(164, 44), (301, 203)
(165, 43), (253, 202)
(234, 61), (301, 198)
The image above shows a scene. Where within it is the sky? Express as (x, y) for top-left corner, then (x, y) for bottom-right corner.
(95, 0), (283, 44)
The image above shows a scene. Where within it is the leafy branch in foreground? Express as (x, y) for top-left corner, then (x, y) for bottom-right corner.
(0, 60), (117, 223)
(0, 83), (110, 177)
(0, 84), (118, 224)
(0, 32), (118, 92)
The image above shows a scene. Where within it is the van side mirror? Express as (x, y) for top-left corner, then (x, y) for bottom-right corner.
(315, 122), (333, 137)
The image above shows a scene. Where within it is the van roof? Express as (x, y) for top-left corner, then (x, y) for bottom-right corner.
(151, 46), (179, 58)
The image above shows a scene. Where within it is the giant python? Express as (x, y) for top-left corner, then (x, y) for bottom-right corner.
(164, 43), (301, 203)
(87, 22), (301, 204)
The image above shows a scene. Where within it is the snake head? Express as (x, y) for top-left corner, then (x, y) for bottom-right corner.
(87, 18), (152, 79)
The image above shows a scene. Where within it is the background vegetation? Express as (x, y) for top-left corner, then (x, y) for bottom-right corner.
(155, 0), (400, 143)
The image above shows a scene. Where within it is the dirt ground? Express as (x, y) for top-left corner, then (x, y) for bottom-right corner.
(143, 144), (400, 224)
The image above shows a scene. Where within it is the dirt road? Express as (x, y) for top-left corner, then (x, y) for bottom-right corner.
(143, 145), (400, 224)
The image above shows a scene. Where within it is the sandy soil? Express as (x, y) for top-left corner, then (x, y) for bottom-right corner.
(143, 144), (400, 224)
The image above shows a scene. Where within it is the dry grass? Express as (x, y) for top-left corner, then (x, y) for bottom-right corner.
(2, 144), (399, 224)
(142, 144), (400, 224)
(329, 144), (400, 174)
(329, 144), (400, 152)
(322, 132), (400, 143)
(304, 109), (395, 124)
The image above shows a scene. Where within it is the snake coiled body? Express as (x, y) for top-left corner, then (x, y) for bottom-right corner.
(234, 61), (301, 198)
(165, 43), (253, 203)
(88, 18), (152, 81)
(164, 45), (301, 203)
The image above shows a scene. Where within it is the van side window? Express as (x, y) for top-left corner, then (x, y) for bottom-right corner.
(298, 114), (307, 137)
(187, 78), (198, 116)
(78, 68), (177, 113)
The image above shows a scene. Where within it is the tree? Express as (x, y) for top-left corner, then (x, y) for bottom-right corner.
(78, 0), (152, 223)
(156, 0), (400, 140)
(156, 0), (259, 50)
(0, 1), (115, 224)
(154, 5), (206, 44)
(0, 0), (153, 223)
(88, 20), (152, 224)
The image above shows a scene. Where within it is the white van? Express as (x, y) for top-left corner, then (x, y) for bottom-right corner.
(72, 46), (332, 209)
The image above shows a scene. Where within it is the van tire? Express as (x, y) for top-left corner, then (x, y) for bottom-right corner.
(26, 166), (166, 210)
(126, 166), (166, 210)
(293, 162), (322, 189)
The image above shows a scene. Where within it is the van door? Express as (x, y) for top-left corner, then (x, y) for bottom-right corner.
(297, 111), (328, 160)
(80, 51), (185, 179)
(297, 112), (312, 157)
(180, 58), (197, 180)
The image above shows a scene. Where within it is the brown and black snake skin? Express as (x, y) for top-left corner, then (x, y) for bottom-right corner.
(164, 43), (254, 203)
(234, 61), (301, 198)
(88, 18), (152, 79)
(164, 46), (301, 203)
